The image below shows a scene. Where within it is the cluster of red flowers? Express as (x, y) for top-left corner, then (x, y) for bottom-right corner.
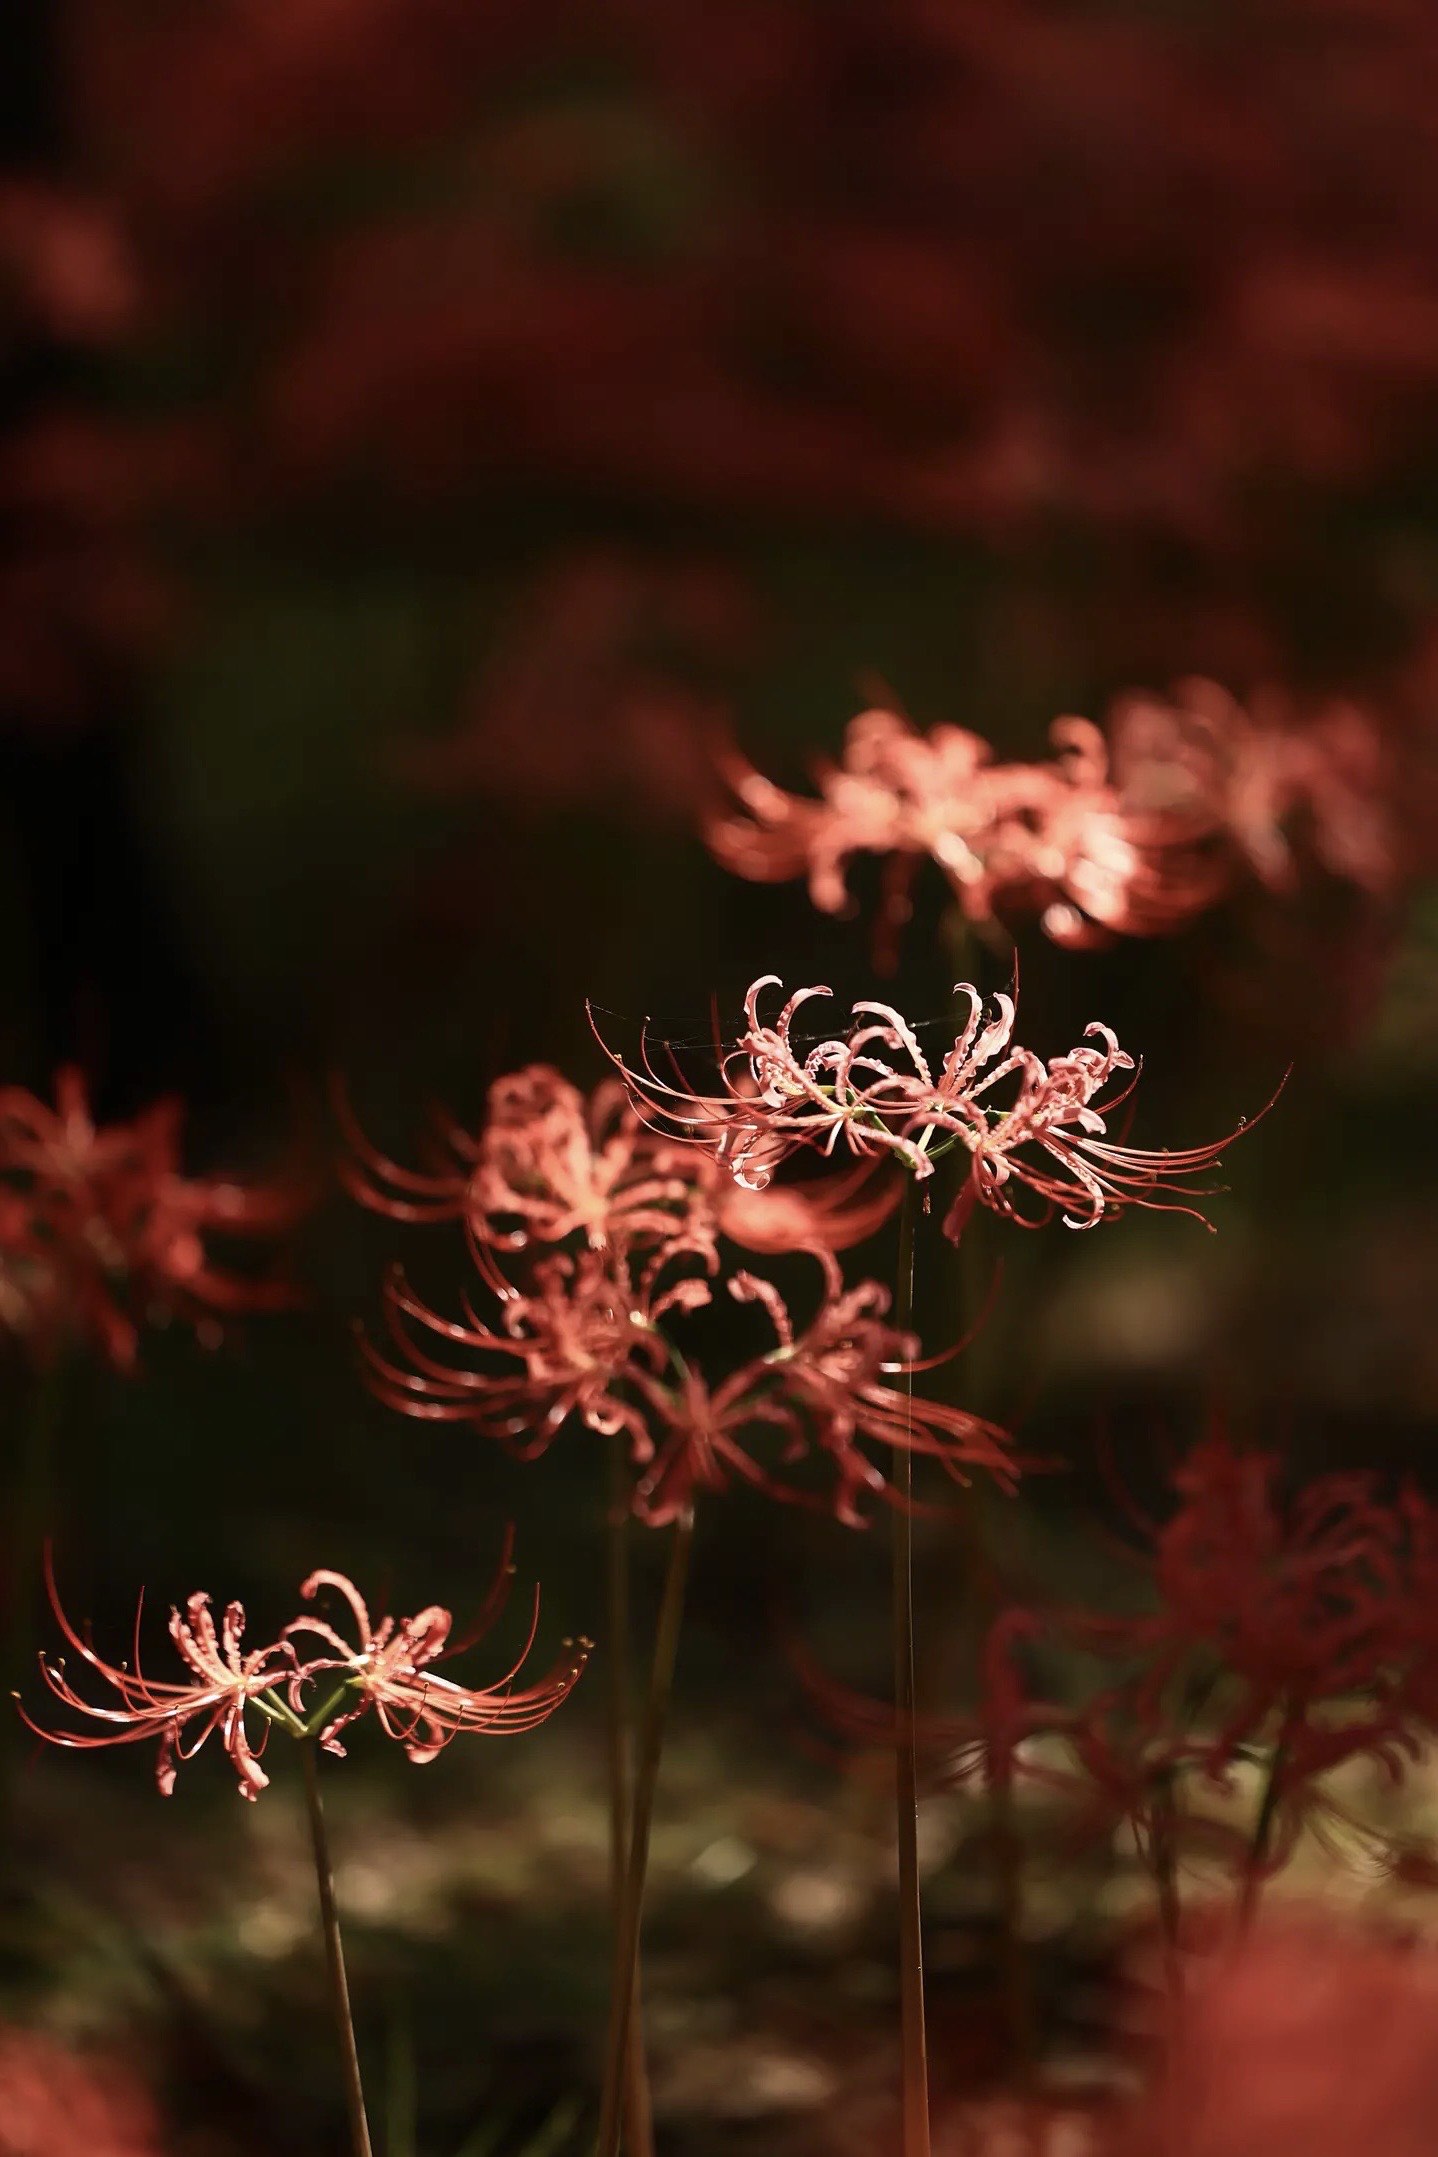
(710, 685), (1396, 959)
(345, 1062), (1010, 1525)
(54, 0), (1438, 543)
(603, 975), (1249, 1242)
(19, 1537), (587, 1801)
(2, 1), (1432, 791)
(804, 1432), (1438, 1898)
(0, 1068), (304, 1370)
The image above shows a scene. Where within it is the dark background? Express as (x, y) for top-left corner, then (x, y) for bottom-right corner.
(2, 5), (1437, 2151)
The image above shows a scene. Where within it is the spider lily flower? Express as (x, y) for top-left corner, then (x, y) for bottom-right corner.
(361, 1237), (709, 1464)
(18, 1547), (587, 1794)
(1081, 1438), (1420, 1739)
(707, 705), (1224, 958)
(16, 1554), (301, 1799)
(707, 688), (1396, 959)
(0, 1068), (306, 1370)
(624, 1267), (1013, 1529)
(730, 1271), (1013, 1521)
(338, 1066), (697, 1251)
(1064, 1436), (1430, 1871)
(367, 1215), (1011, 1527)
(603, 975), (1256, 1235)
(284, 1556), (590, 1764)
(341, 1061), (896, 1280)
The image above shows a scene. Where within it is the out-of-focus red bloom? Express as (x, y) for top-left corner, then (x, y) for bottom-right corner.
(396, 549), (752, 825)
(709, 684), (1399, 958)
(644, 1268), (1012, 1528)
(17, 1552), (301, 1800)
(1060, 1436), (1431, 1883)
(472, 1068), (708, 1253)
(793, 1607), (1053, 1795)
(604, 976), (1252, 1237)
(0, 416), (175, 731)
(341, 1060), (897, 1279)
(1118, 1918), (1438, 2157)
(0, 1067), (306, 1370)
(0, 2026), (161, 2157)
(0, 183), (137, 344)
(801, 1437), (1438, 1898)
(19, 1544), (586, 1795)
(284, 1551), (589, 1764)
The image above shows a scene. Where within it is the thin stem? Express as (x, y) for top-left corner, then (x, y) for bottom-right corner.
(300, 1741), (375, 2157)
(605, 1434), (654, 2157)
(1236, 1718), (1291, 1933)
(595, 1506), (694, 2157)
(1150, 1766), (1185, 2011)
(891, 1179), (931, 2157)
(991, 1774), (1033, 2088)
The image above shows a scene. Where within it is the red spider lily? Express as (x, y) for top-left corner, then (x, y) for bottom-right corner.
(799, 1439), (1438, 1888)
(338, 1066), (693, 1249)
(0, 1068), (306, 1370)
(708, 686), (1397, 958)
(366, 1221), (1011, 1527)
(19, 1546), (586, 1794)
(16, 1552), (301, 1800)
(283, 1555), (589, 1765)
(602, 976), (1254, 1236)
(624, 1268), (1013, 1528)
(340, 1061), (897, 1280)
(472, 1068), (709, 1252)
(729, 1271), (1013, 1520)
(1063, 1437), (1432, 1878)
(1082, 1438), (1419, 1746)
(1105, 680), (1398, 903)
(362, 1236), (710, 1467)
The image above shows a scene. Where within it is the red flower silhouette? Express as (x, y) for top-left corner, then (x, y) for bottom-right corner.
(0, 1069), (306, 1369)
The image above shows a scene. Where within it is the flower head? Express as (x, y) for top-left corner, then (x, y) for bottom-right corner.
(284, 1546), (589, 1764)
(341, 1061), (895, 1283)
(367, 1227), (1011, 1529)
(362, 1237), (687, 1466)
(17, 1552), (299, 1799)
(708, 688), (1397, 960)
(17, 1544), (586, 1795)
(603, 975), (1256, 1236)
(0, 1068), (306, 1370)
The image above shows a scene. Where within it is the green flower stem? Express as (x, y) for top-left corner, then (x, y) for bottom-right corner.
(891, 1179), (931, 2157)
(595, 1506), (694, 2157)
(605, 1434), (654, 2157)
(300, 1740), (375, 2157)
(1237, 1715), (1292, 1932)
